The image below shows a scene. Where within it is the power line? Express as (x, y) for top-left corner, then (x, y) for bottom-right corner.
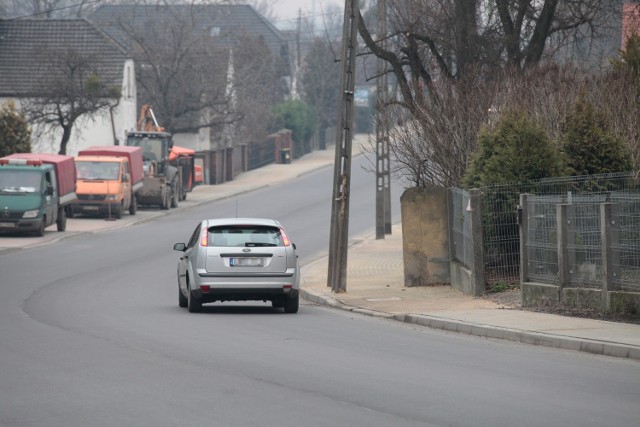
(8, 0), (103, 20)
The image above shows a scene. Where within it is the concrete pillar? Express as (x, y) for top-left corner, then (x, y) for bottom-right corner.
(557, 204), (570, 290)
(401, 186), (450, 287)
(470, 189), (485, 296)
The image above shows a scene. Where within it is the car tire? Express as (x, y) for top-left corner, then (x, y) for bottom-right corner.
(187, 287), (202, 313)
(178, 286), (188, 308)
(271, 299), (285, 308)
(56, 207), (66, 231)
(283, 295), (299, 313)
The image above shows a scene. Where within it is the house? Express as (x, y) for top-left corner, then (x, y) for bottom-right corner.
(0, 19), (137, 155)
(622, 3), (640, 50)
(88, 4), (292, 184)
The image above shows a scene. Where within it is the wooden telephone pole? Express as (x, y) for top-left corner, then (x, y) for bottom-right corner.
(327, 0), (359, 293)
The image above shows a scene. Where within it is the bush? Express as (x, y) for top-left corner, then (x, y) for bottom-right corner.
(559, 98), (632, 177)
(463, 110), (565, 188)
(269, 100), (316, 156)
(0, 101), (31, 157)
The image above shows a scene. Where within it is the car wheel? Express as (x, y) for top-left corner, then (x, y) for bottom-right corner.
(56, 207), (66, 231)
(283, 295), (299, 313)
(178, 286), (188, 308)
(187, 286), (202, 313)
(271, 299), (285, 308)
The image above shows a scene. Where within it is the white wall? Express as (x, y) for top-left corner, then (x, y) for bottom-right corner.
(1, 59), (137, 156)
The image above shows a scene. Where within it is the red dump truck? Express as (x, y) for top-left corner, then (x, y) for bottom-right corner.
(0, 153), (77, 236)
(71, 146), (144, 219)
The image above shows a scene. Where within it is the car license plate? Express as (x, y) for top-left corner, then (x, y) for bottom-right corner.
(0, 222), (15, 228)
(84, 206), (99, 211)
(230, 257), (263, 267)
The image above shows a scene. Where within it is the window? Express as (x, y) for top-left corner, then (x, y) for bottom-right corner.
(207, 225), (282, 247)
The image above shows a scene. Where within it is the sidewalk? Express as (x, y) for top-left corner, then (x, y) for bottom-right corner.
(2, 135), (639, 361)
(300, 228), (640, 361)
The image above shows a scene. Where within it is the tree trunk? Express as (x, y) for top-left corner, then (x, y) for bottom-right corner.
(58, 125), (72, 155)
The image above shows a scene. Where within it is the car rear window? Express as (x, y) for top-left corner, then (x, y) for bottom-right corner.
(207, 225), (283, 247)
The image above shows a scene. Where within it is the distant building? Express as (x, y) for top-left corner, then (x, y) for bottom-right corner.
(88, 4), (292, 183)
(0, 19), (136, 155)
(622, 3), (640, 50)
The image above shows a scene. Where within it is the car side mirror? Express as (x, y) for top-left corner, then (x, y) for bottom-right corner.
(292, 243), (297, 250)
(46, 185), (54, 196)
(123, 173), (130, 183)
(173, 243), (187, 252)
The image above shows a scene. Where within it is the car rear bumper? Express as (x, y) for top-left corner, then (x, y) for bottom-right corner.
(192, 287), (299, 303)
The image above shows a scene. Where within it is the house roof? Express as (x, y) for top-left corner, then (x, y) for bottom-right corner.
(0, 18), (130, 97)
(623, 3), (640, 50)
(89, 4), (290, 75)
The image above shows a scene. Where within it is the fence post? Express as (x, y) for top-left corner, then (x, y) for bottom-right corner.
(519, 194), (530, 285)
(557, 204), (569, 290)
(600, 203), (616, 312)
(470, 189), (485, 296)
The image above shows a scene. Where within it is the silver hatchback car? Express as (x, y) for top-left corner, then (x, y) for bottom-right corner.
(173, 218), (300, 313)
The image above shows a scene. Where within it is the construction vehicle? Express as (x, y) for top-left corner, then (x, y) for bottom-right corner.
(71, 146), (144, 219)
(169, 145), (196, 200)
(0, 153), (77, 236)
(125, 104), (181, 209)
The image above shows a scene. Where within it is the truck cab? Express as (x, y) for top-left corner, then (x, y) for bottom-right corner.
(0, 157), (72, 236)
(71, 156), (132, 219)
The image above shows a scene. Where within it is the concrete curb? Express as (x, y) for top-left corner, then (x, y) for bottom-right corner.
(300, 288), (640, 361)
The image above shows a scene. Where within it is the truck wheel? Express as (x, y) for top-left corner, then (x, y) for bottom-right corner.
(161, 187), (170, 210)
(129, 194), (137, 215)
(171, 180), (179, 208)
(35, 218), (45, 237)
(56, 207), (66, 231)
(114, 203), (123, 219)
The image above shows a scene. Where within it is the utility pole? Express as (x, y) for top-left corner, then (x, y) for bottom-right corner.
(296, 8), (302, 69)
(375, 0), (391, 240)
(327, 0), (359, 293)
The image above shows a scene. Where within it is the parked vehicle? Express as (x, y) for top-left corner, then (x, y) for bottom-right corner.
(172, 218), (300, 313)
(0, 153), (77, 236)
(71, 146), (144, 219)
(126, 104), (180, 209)
(170, 145), (196, 201)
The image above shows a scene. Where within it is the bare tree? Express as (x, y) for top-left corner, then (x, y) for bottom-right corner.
(101, 3), (283, 138)
(300, 37), (341, 149)
(21, 46), (120, 155)
(355, 0), (619, 187)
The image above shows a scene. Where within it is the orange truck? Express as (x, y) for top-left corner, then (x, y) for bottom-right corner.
(70, 146), (144, 219)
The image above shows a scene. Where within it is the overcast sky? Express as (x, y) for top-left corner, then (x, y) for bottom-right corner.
(269, 0), (344, 30)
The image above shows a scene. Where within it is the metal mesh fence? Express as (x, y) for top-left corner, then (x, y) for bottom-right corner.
(478, 172), (640, 287)
(449, 188), (473, 269)
(612, 193), (640, 291)
(524, 195), (560, 284)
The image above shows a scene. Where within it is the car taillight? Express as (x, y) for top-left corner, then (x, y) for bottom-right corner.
(199, 227), (208, 246)
(279, 227), (291, 246)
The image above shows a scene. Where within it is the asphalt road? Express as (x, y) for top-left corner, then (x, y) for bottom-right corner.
(1, 157), (639, 427)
